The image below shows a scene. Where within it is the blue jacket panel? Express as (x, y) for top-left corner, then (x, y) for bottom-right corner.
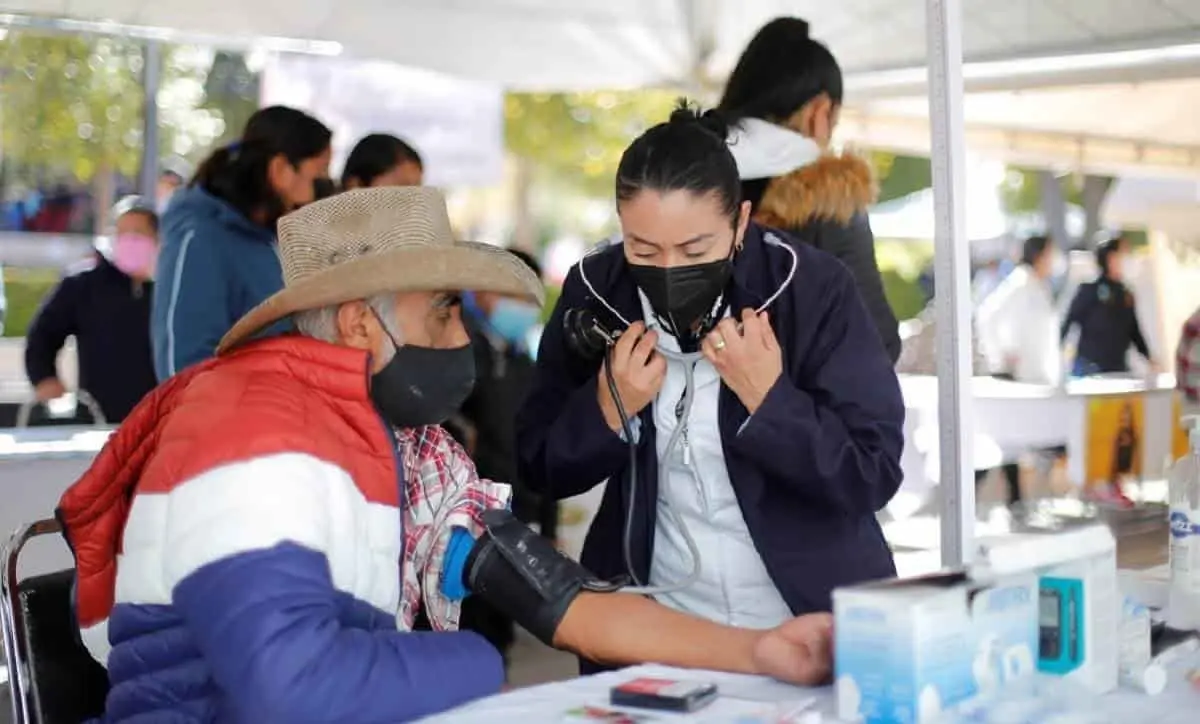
(151, 187), (286, 380)
(98, 543), (504, 723)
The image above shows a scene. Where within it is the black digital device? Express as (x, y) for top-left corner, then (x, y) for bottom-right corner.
(1039, 588), (1061, 660)
(1038, 578), (1083, 673)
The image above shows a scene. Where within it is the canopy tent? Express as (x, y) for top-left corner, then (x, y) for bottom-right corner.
(9, 0), (1199, 567)
(1105, 176), (1200, 233)
(869, 156), (1009, 245)
(839, 78), (1200, 179)
(872, 187), (1006, 243)
(5, 0), (1200, 91)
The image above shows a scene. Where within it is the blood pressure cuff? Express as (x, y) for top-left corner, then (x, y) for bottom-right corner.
(463, 508), (596, 646)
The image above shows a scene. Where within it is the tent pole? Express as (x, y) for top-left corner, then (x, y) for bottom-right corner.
(138, 40), (163, 198)
(926, 0), (975, 567)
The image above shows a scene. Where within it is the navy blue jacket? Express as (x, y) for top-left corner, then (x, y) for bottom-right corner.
(24, 255), (156, 422)
(151, 186), (287, 380)
(1060, 277), (1150, 374)
(516, 224), (904, 669)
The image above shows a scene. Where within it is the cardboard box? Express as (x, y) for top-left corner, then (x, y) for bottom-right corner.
(834, 570), (1039, 724)
(974, 523), (1119, 695)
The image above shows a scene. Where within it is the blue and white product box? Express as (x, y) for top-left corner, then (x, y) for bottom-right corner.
(973, 523), (1119, 695)
(834, 570), (1038, 724)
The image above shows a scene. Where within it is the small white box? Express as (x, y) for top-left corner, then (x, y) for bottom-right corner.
(974, 523), (1119, 695)
(834, 570), (1038, 724)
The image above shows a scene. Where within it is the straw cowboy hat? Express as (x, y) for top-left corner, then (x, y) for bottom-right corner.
(216, 186), (544, 354)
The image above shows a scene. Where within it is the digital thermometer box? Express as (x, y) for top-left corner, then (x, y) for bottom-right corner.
(834, 570), (1038, 724)
(973, 523), (1118, 695)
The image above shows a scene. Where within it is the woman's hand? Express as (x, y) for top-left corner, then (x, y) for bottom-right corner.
(597, 321), (667, 432)
(34, 377), (67, 402)
(751, 613), (834, 685)
(703, 309), (783, 414)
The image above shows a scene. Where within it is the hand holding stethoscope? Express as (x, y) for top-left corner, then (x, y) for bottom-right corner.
(596, 321), (667, 433)
(700, 308), (783, 415)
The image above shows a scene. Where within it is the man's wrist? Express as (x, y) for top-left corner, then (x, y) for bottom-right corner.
(735, 629), (765, 676)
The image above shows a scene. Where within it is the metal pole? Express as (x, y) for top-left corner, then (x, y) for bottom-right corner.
(926, 0), (975, 567)
(138, 40), (162, 198)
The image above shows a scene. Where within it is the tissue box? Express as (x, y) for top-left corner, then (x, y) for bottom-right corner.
(974, 523), (1118, 694)
(834, 570), (1038, 724)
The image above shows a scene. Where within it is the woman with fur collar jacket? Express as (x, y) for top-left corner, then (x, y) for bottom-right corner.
(718, 17), (901, 363)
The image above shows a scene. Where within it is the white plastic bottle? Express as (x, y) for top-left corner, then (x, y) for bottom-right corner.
(1167, 415), (1200, 630)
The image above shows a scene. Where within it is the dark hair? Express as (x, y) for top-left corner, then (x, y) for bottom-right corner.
(717, 17), (843, 122)
(341, 133), (424, 188)
(1094, 233), (1127, 277)
(1021, 235), (1052, 266)
(615, 100), (741, 224)
(507, 248), (543, 279)
(191, 105), (331, 224)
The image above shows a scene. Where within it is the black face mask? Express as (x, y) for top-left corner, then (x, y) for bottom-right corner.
(371, 333), (476, 429)
(629, 257), (733, 352)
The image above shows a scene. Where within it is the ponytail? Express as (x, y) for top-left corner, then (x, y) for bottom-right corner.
(191, 106), (332, 226)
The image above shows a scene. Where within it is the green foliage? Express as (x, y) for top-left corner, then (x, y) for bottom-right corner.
(874, 239), (933, 321)
(505, 91), (939, 205)
(0, 34), (246, 194)
(870, 152), (932, 204)
(3, 268), (60, 337)
(0, 33), (147, 181)
(880, 269), (926, 322)
(199, 51), (261, 146)
(999, 167), (1091, 214)
(540, 285), (562, 323)
(504, 91), (680, 197)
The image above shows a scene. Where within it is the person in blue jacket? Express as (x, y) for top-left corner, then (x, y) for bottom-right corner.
(516, 103), (904, 674)
(151, 105), (333, 379)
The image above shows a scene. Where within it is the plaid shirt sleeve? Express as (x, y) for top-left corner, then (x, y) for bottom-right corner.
(395, 425), (512, 632)
(1177, 316), (1200, 403)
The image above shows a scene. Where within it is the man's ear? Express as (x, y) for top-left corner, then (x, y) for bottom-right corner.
(335, 301), (373, 350)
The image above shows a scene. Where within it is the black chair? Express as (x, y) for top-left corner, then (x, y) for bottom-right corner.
(2, 518), (109, 724)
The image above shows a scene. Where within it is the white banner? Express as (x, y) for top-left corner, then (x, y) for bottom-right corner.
(261, 54), (504, 188)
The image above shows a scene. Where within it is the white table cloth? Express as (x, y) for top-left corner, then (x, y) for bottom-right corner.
(424, 656), (1200, 723)
(899, 374), (1179, 492)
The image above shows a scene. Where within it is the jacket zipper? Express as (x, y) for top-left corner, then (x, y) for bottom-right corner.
(367, 360), (408, 571)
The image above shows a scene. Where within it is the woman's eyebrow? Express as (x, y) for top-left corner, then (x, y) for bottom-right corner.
(433, 293), (462, 308)
(627, 234), (661, 248)
(628, 233), (713, 248)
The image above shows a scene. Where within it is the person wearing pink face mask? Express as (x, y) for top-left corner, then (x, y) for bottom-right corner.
(24, 196), (160, 423)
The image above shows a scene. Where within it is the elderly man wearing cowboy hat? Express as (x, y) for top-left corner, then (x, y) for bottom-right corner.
(56, 187), (833, 723)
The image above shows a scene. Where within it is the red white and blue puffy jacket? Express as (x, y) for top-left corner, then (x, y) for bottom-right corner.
(57, 335), (504, 722)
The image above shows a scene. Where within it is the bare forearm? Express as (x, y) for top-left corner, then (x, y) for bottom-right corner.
(552, 592), (759, 673)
